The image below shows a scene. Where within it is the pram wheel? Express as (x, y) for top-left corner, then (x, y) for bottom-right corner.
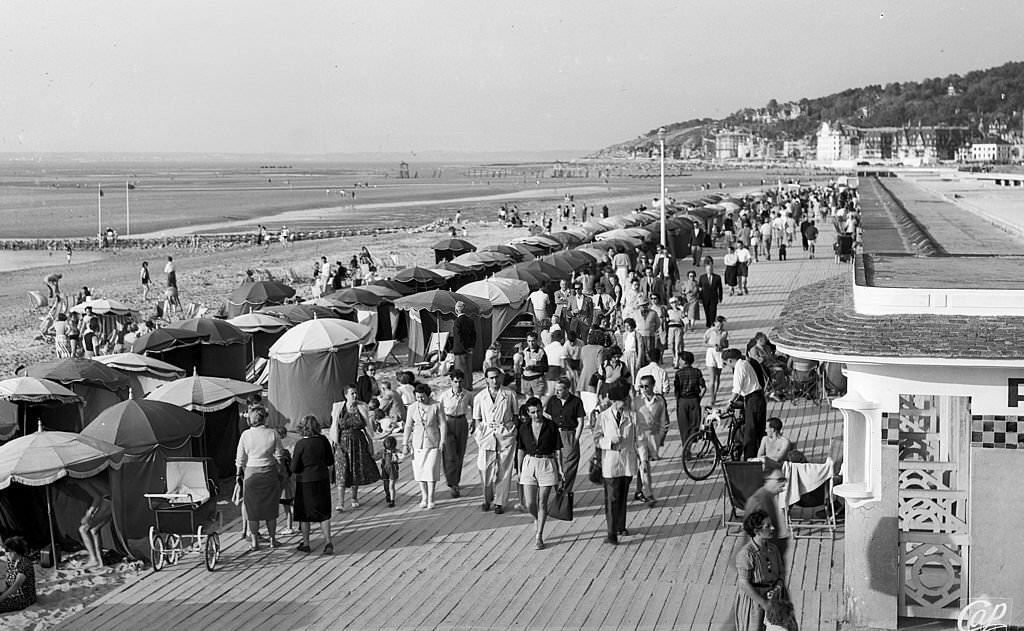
(167, 534), (182, 565)
(205, 532), (221, 571)
(151, 531), (166, 572)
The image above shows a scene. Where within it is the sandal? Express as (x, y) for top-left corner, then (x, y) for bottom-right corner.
(323, 543), (334, 555)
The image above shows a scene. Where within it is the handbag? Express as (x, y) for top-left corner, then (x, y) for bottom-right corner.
(546, 488), (574, 521)
(588, 448), (603, 485)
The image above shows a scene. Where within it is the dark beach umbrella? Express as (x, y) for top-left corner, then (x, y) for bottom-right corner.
(131, 328), (205, 354)
(547, 249), (594, 270)
(580, 220), (606, 233)
(434, 261), (473, 274)
(171, 318), (250, 345)
(548, 232), (583, 247)
(394, 266), (446, 292)
(523, 259), (570, 281)
(322, 287), (394, 307)
(393, 290), (491, 318)
(506, 243), (540, 259)
(540, 254), (576, 275)
(257, 304), (341, 325)
(226, 280), (296, 315)
(82, 399), (205, 452)
(479, 245), (527, 261)
(24, 358), (130, 393)
(431, 238), (476, 253)
(362, 281), (415, 297)
(492, 265), (545, 290)
(689, 206), (721, 220)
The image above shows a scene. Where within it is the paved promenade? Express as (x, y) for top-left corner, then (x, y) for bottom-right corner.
(57, 231), (847, 631)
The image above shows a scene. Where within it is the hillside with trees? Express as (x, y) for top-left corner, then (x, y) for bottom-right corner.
(593, 60), (1024, 157)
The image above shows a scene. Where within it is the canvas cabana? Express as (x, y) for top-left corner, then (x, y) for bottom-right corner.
(23, 358), (130, 431)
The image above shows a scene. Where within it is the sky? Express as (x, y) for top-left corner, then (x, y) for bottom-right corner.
(0, 0), (1021, 156)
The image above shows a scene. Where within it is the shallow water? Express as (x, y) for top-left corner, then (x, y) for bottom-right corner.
(0, 250), (105, 273)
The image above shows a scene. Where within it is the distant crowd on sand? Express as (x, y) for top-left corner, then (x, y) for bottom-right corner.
(229, 181), (858, 631)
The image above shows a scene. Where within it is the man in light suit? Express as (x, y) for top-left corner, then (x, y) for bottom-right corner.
(697, 256), (724, 328)
(593, 385), (640, 545)
(552, 279), (571, 330)
(471, 367), (518, 514)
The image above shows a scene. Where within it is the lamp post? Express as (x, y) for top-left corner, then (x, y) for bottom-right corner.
(658, 127), (667, 248)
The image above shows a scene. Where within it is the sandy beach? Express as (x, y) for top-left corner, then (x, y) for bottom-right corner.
(898, 169), (1024, 240)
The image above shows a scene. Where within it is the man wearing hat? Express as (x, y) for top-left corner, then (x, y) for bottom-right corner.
(631, 297), (661, 367)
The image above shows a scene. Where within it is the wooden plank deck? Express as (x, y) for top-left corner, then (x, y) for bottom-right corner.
(55, 233), (849, 631)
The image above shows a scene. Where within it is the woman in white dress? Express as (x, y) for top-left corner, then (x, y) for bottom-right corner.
(403, 383), (447, 509)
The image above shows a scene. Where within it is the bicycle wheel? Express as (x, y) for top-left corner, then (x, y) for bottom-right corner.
(682, 431), (720, 481)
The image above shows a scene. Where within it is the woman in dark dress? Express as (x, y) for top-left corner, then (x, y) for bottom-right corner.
(291, 415), (334, 555)
(329, 385), (381, 510)
(0, 536), (35, 614)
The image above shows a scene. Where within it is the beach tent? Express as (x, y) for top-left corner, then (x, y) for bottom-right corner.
(81, 400), (204, 550)
(70, 299), (139, 351)
(227, 312), (291, 361)
(267, 319), (372, 430)
(95, 353), (186, 398)
(225, 280), (296, 318)
(132, 327), (205, 376)
(146, 375), (261, 478)
(172, 317), (251, 380)
(392, 290), (492, 365)
(23, 358), (131, 431)
(432, 238), (476, 263)
(458, 279), (531, 364)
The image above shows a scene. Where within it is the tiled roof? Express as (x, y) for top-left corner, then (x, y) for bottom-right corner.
(769, 274), (1024, 360)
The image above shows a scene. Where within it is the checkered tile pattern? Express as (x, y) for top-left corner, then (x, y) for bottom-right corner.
(971, 415), (1024, 449)
(880, 412), (901, 446)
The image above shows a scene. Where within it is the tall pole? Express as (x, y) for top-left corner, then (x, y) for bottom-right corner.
(97, 184), (102, 245)
(659, 127), (667, 248)
(125, 179), (131, 237)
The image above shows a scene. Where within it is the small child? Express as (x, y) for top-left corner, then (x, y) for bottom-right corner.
(380, 435), (402, 507)
(277, 426), (295, 535)
(778, 242), (787, 261)
(483, 341), (500, 373)
(765, 585), (798, 631)
(367, 398), (385, 434)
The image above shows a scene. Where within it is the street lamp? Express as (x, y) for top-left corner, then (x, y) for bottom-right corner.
(658, 127), (667, 248)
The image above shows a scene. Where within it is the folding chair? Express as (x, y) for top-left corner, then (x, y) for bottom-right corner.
(783, 461), (838, 539)
(721, 461), (765, 535)
(789, 360), (820, 404)
(373, 340), (400, 367)
(28, 291), (48, 310)
(414, 332), (449, 374)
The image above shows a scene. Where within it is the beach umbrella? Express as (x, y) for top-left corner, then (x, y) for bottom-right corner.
(510, 235), (562, 251)
(719, 200), (741, 212)
(226, 312), (292, 334)
(597, 217), (623, 230)
(446, 253), (488, 270)
(479, 245), (529, 261)
(548, 232), (583, 247)
(459, 279), (530, 307)
(318, 288), (393, 307)
(131, 327), (205, 354)
(146, 374), (262, 413)
(492, 265), (545, 290)
(269, 319), (375, 362)
(563, 226), (593, 241)
(507, 243), (541, 259)
(580, 220), (606, 233)
(226, 280), (296, 316)
(257, 304), (341, 325)
(23, 358), (130, 393)
(546, 249), (594, 270)
(574, 247), (608, 262)
(393, 290), (491, 318)
(689, 206), (721, 220)
(428, 267), (460, 280)
(523, 259), (570, 281)
(70, 298), (136, 316)
(394, 266), (445, 288)
(0, 425), (123, 567)
(171, 318), (250, 346)
(94, 353), (186, 380)
(83, 400), (205, 453)
(362, 281), (415, 298)
(0, 377), (82, 405)
(431, 238), (476, 253)
(539, 254), (576, 275)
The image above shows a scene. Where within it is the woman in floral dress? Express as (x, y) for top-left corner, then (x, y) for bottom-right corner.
(0, 536), (35, 614)
(329, 386), (381, 510)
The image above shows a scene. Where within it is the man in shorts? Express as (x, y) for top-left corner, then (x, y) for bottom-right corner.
(77, 476), (113, 568)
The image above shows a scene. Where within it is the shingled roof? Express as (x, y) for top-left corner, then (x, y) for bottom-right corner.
(769, 274), (1024, 362)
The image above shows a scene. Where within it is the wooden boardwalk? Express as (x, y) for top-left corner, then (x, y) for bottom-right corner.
(56, 236), (848, 631)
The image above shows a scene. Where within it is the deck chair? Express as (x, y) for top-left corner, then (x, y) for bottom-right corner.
(372, 340), (400, 367)
(28, 291), (48, 310)
(415, 332), (450, 374)
(783, 460), (838, 539)
(789, 360), (820, 403)
(722, 461), (765, 535)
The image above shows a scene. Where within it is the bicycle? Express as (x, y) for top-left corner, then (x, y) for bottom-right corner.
(681, 405), (745, 481)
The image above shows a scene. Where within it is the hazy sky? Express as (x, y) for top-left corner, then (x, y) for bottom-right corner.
(0, 1), (1021, 155)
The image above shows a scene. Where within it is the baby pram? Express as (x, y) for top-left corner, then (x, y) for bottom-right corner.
(144, 457), (222, 571)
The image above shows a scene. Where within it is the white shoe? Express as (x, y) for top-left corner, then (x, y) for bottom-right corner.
(427, 502), (435, 510)
(419, 500), (427, 509)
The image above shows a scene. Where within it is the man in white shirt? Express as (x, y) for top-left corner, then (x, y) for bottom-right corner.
(529, 288), (551, 328)
(735, 242), (752, 295)
(471, 367), (518, 514)
(632, 375), (669, 507)
(612, 249), (632, 289)
(439, 370), (473, 498)
(634, 360), (669, 396)
(722, 348), (767, 459)
(544, 329), (567, 396)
